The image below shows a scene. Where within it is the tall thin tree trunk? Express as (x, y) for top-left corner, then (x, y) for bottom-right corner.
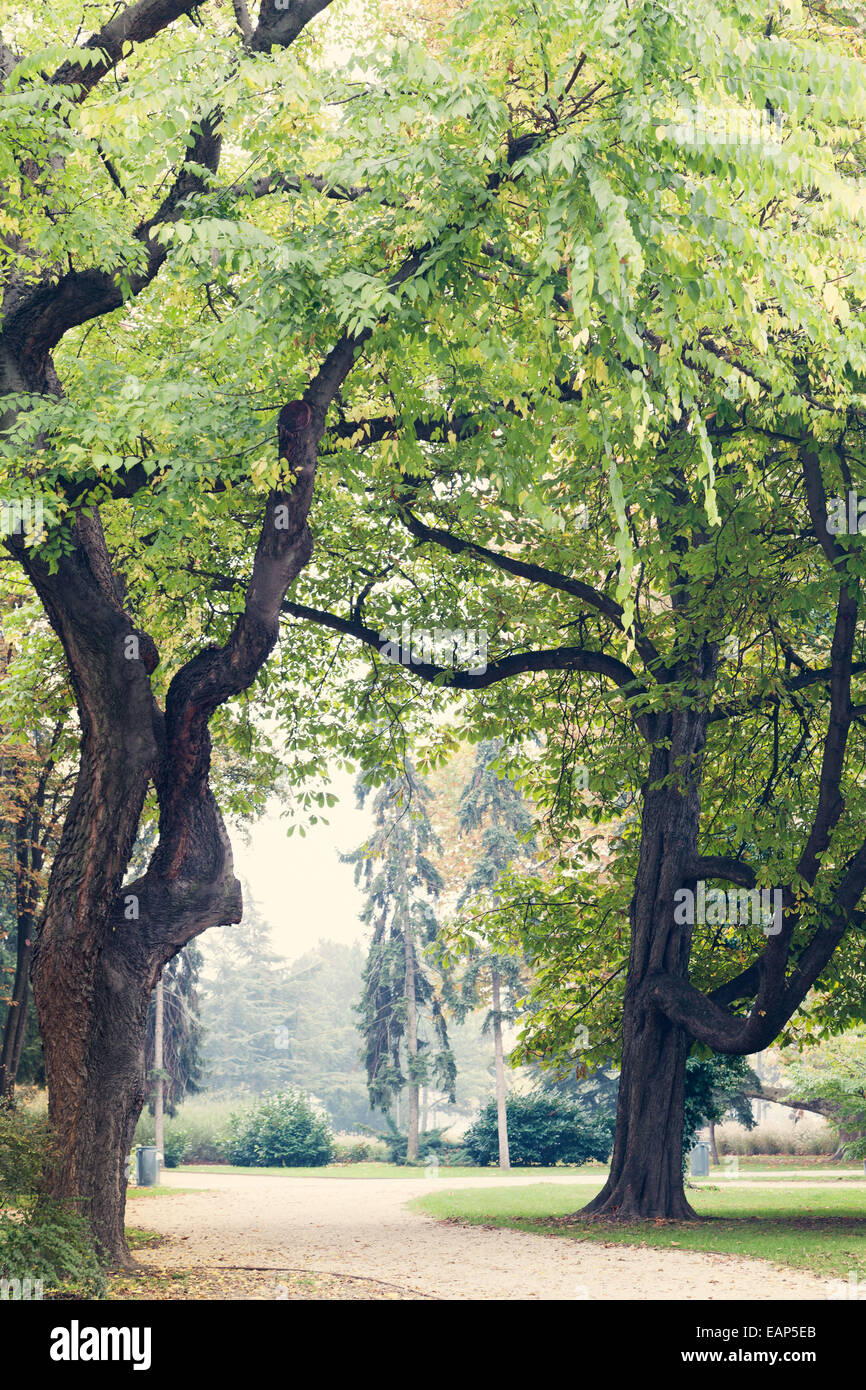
(491, 969), (510, 1170)
(404, 920), (419, 1163)
(153, 973), (164, 1172)
(0, 815), (43, 1098)
(708, 1119), (719, 1165)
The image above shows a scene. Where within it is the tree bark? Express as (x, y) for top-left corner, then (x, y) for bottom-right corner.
(491, 969), (510, 1170)
(581, 699), (711, 1220)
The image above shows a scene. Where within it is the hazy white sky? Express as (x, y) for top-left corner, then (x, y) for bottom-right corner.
(208, 766), (375, 966)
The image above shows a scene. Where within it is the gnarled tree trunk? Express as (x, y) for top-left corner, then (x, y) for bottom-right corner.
(582, 700), (709, 1220)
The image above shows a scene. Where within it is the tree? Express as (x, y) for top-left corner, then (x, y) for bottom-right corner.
(766, 1032), (866, 1160)
(0, 602), (74, 1098)
(144, 943), (204, 1117)
(199, 897), (298, 1094)
(275, 940), (382, 1133)
(682, 1052), (758, 1168)
(0, 0), (549, 1259)
(274, 1), (866, 1217)
(446, 740), (534, 1169)
(348, 765), (455, 1160)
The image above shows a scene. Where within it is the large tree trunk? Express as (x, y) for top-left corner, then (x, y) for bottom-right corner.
(36, 933), (157, 1261)
(491, 970), (510, 1170)
(582, 700), (711, 1220)
(19, 433), (321, 1265)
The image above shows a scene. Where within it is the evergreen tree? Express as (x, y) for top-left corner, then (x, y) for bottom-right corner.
(452, 742), (535, 1169)
(347, 766), (455, 1161)
(199, 898), (297, 1094)
(144, 944), (205, 1117)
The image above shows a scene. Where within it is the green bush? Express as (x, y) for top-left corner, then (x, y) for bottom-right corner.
(0, 1100), (104, 1297)
(0, 1100), (50, 1199)
(223, 1090), (334, 1167)
(0, 1203), (105, 1299)
(463, 1095), (614, 1167)
(368, 1116), (464, 1166)
(716, 1122), (836, 1156)
(161, 1129), (189, 1169)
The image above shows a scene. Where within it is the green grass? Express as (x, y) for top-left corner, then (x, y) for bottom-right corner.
(176, 1161), (607, 1179)
(126, 1184), (193, 1197)
(411, 1181), (866, 1280)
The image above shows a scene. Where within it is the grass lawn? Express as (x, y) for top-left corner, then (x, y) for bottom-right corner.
(410, 1181), (866, 1280)
(175, 1161), (608, 1179)
(126, 1184), (194, 1197)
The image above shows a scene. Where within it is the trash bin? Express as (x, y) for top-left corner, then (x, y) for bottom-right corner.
(127, 1149), (139, 1186)
(137, 1145), (160, 1186)
(689, 1140), (711, 1177)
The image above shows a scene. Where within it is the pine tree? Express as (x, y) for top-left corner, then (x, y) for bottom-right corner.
(144, 944), (204, 1117)
(199, 898), (297, 1094)
(453, 741), (535, 1169)
(348, 765), (455, 1161)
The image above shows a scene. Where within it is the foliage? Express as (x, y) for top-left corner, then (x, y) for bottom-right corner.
(160, 1129), (189, 1170)
(716, 1122), (835, 1157)
(682, 1053), (759, 1167)
(0, 1202), (105, 1298)
(0, 1099), (103, 1295)
(145, 944), (205, 1117)
(199, 898), (300, 1095)
(781, 1031), (866, 1158)
(348, 766), (456, 1114)
(0, 1097), (50, 1197)
(135, 1093), (252, 1165)
(370, 1113), (464, 1166)
(462, 1093), (613, 1167)
(442, 739), (534, 1035)
(223, 1089), (334, 1168)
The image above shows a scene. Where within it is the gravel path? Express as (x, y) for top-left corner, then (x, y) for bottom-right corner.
(126, 1171), (845, 1301)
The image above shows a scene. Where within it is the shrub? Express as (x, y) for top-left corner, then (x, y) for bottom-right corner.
(161, 1129), (189, 1169)
(0, 1099), (50, 1199)
(368, 1116), (465, 1166)
(716, 1121), (836, 1156)
(0, 1203), (105, 1298)
(463, 1095), (614, 1167)
(0, 1099), (104, 1297)
(331, 1136), (392, 1163)
(223, 1090), (334, 1167)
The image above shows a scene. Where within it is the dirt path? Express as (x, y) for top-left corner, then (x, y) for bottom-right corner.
(126, 1171), (846, 1301)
